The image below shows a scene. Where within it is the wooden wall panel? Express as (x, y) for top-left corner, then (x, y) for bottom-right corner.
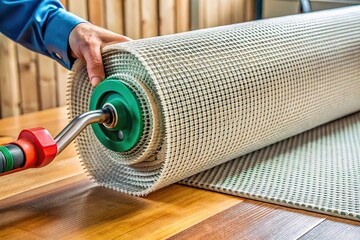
(205, 0), (219, 28)
(160, 0), (177, 35)
(54, 0), (70, 108)
(124, 0), (141, 39)
(176, 0), (190, 32)
(67, 0), (88, 19)
(59, 0), (67, 7)
(105, 0), (124, 34)
(55, 65), (69, 107)
(219, 0), (232, 26)
(141, 0), (159, 38)
(231, 0), (246, 23)
(197, 0), (204, 29)
(0, 37), (20, 117)
(0, 0), (254, 118)
(88, 0), (106, 27)
(245, 0), (255, 21)
(17, 46), (39, 114)
(38, 55), (57, 110)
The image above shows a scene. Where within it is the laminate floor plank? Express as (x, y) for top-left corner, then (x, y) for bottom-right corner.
(0, 173), (240, 239)
(0, 157), (84, 201)
(299, 218), (360, 240)
(170, 200), (327, 240)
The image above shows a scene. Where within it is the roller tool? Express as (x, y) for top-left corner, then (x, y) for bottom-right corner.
(0, 79), (143, 176)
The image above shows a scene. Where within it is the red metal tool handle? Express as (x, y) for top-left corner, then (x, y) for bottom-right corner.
(0, 109), (110, 176)
(0, 128), (57, 176)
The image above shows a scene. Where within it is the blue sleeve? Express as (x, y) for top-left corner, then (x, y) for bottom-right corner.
(0, 0), (87, 69)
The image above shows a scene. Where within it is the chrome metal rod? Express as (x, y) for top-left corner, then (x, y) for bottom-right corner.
(54, 109), (111, 154)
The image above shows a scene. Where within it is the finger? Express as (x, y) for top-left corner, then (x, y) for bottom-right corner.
(101, 31), (133, 44)
(108, 33), (132, 42)
(82, 44), (105, 87)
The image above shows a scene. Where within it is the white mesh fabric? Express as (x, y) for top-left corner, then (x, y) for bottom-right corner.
(68, 7), (360, 219)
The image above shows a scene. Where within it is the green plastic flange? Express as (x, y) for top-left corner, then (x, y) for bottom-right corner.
(90, 79), (143, 152)
(0, 146), (14, 172)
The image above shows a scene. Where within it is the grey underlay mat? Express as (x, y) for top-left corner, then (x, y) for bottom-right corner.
(181, 112), (360, 221)
(69, 6), (360, 221)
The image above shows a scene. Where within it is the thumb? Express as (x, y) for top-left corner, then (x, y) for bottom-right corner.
(83, 45), (105, 87)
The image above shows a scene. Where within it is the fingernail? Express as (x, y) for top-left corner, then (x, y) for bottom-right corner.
(91, 76), (102, 87)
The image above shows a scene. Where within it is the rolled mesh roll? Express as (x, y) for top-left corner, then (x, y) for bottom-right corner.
(68, 6), (360, 197)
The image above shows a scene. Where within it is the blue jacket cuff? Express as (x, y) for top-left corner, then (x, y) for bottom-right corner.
(44, 9), (87, 69)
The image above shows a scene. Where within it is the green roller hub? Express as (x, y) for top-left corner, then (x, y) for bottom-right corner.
(90, 79), (143, 152)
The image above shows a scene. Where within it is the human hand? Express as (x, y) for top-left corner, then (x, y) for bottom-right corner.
(69, 23), (131, 87)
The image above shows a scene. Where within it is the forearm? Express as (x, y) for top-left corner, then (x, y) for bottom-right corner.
(0, 0), (86, 69)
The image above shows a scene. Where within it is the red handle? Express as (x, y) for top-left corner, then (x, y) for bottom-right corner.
(0, 127), (57, 176)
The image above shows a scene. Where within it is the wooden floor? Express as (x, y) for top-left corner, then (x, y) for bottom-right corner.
(0, 107), (359, 239)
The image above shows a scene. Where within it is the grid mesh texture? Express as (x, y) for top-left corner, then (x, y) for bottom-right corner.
(68, 7), (360, 220)
(181, 112), (360, 221)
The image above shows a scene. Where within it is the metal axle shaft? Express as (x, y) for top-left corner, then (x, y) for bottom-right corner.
(54, 108), (113, 154)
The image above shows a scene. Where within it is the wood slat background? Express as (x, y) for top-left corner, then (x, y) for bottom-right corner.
(0, 0), (255, 118)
